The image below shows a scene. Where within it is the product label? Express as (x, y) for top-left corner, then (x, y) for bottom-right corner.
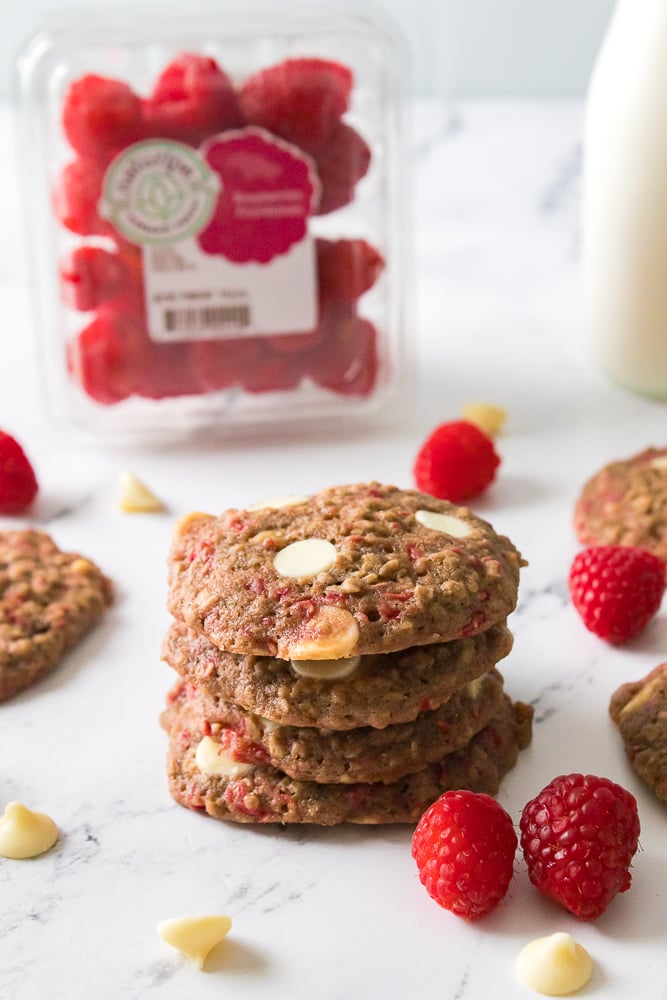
(100, 130), (320, 341)
(102, 141), (219, 245)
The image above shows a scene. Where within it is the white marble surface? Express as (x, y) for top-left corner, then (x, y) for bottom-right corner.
(1, 99), (666, 999)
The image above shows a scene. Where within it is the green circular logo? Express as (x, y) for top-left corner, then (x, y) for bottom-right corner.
(101, 140), (220, 246)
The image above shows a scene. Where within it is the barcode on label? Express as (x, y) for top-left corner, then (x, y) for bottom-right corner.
(163, 304), (251, 333)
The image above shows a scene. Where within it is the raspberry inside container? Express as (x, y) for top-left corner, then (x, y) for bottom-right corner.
(18, 4), (407, 440)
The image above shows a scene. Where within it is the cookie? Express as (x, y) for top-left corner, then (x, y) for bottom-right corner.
(161, 668), (507, 785)
(574, 447), (667, 566)
(164, 693), (533, 825)
(161, 619), (514, 730)
(0, 529), (112, 701)
(167, 482), (524, 660)
(609, 663), (667, 803)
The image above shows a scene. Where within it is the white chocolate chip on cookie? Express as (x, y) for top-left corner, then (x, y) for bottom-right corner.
(158, 914), (232, 970)
(195, 736), (254, 778)
(291, 656), (361, 680)
(245, 494), (310, 511)
(650, 456), (667, 471)
(273, 538), (337, 578)
(0, 802), (59, 860)
(284, 605), (360, 660)
(172, 511), (211, 540)
(415, 509), (473, 538)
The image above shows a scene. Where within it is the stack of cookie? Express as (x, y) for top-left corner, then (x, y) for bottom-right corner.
(160, 483), (532, 824)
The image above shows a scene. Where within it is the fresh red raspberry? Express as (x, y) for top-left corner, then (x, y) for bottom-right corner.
(239, 344), (303, 394)
(305, 301), (379, 397)
(268, 325), (323, 355)
(568, 545), (665, 644)
(413, 420), (500, 503)
(134, 340), (203, 400)
(69, 313), (144, 404)
(305, 121), (372, 215)
(191, 337), (264, 392)
(61, 74), (144, 163)
(316, 238), (384, 300)
(238, 57), (353, 148)
(143, 53), (242, 145)
(412, 790), (517, 921)
(0, 431), (39, 515)
(52, 159), (112, 237)
(520, 773), (640, 920)
(59, 247), (127, 311)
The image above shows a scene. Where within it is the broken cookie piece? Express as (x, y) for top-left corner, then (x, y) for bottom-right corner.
(609, 662), (667, 803)
(0, 528), (112, 701)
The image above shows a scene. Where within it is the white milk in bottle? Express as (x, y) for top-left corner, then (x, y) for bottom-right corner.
(582, 0), (667, 398)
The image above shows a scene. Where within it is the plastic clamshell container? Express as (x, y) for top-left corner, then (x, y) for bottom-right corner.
(17, 3), (408, 441)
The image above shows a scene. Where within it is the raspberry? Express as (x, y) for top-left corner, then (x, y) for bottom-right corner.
(70, 313), (143, 404)
(306, 121), (372, 215)
(239, 344), (303, 394)
(59, 247), (127, 311)
(0, 431), (38, 515)
(62, 74), (144, 163)
(268, 325), (322, 355)
(143, 53), (241, 145)
(520, 773), (640, 920)
(568, 545), (665, 644)
(191, 337), (264, 392)
(316, 238), (384, 300)
(305, 302), (379, 397)
(53, 159), (112, 237)
(413, 420), (500, 503)
(238, 58), (353, 148)
(412, 790), (517, 921)
(134, 340), (202, 399)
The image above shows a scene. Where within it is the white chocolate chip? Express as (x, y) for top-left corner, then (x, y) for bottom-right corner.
(291, 656), (361, 680)
(650, 456), (667, 471)
(460, 402), (507, 437)
(157, 915), (232, 970)
(415, 509), (473, 537)
(118, 470), (165, 513)
(195, 736), (255, 778)
(69, 558), (93, 575)
(516, 933), (593, 996)
(258, 716), (282, 733)
(273, 538), (337, 578)
(194, 589), (218, 615)
(172, 511), (210, 539)
(284, 605), (360, 660)
(245, 495), (310, 511)
(0, 802), (59, 860)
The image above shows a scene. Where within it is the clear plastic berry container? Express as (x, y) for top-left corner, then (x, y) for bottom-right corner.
(17, 3), (408, 440)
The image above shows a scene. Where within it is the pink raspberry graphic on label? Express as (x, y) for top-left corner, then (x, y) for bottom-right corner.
(198, 128), (319, 264)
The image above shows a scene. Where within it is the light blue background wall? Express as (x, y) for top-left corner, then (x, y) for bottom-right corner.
(3, 0), (615, 98)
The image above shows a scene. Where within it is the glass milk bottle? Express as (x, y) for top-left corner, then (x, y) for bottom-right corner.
(582, 0), (667, 398)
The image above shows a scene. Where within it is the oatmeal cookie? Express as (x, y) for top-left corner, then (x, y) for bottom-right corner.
(609, 662), (667, 803)
(165, 693), (533, 825)
(161, 619), (513, 730)
(167, 482), (523, 660)
(0, 529), (112, 701)
(161, 669), (507, 785)
(574, 447), (667, 567)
